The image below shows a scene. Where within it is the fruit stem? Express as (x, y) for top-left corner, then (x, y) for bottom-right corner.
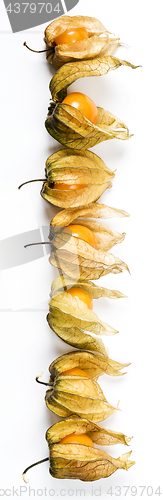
(22, 458), (49, 483)
(18, 179), (46, 190)
(23, 41), (51, 53)
(36, 373), (53, 387)
(24, 242), (50, 249)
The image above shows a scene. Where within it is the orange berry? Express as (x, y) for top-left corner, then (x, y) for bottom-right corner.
(54, 27), (89, 46)
(62, 92), (98, 125)
(59, 432), (94, 447)
(64, 224), (97, 249)
(60, 368), (90, 377)
(66, 287), (93, 310)
(53, 183), (87, 190)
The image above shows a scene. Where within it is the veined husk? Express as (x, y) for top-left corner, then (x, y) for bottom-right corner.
(41, 148), (114, 208)
(50, 274), (127, 300)
(44, 15), (121, 68)
(49, 292), (118, 337)
(45, 352), (120, 421)
(46, 415), (131, 446)
(49, 56), (138, 103)
(49, 202), (129, 280)
(45, 54), (138, 149)
(48, 350), (130, 379)
(48, 275), (127, 355)
(45, 99), (130, 151)
(46, 416), (134, 481)
(50, 202), (129, 229)
(47, 313), (110, 357)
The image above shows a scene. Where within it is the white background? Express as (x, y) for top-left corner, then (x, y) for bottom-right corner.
(0, 0), (163, 498)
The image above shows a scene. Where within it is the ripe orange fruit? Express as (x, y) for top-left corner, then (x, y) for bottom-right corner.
(59, 432), (94, 447)
(53, 183), (87, 190)
(60, 368), (90, 377)
(62, 92), (98, 125)
(54, 27), (89, 46)
(64, 224), (97, 249)
(66, 287), (93, 310)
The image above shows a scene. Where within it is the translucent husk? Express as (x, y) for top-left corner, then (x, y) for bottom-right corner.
(45, 101), (131, 150)
(44, 350), (130, 421)
(41, 148), (114, 208)
(49, 56), (139, 103)
(47, 313), (110, 357)
(45, 53), (139, 149)
(45, 363), (119, 422)
(48, 350), (130, 378)
(44, 16), (121, 68)
(50, 202), (130, 229)
(49, 292), (118, 336)
(50, 274), (127, 300)
(49, 447), (134, 480)
(46, 416), (134, 481)
(48, 202), (129, 280)
(48, 275), (126, 356)
(46, 415), (132, 446)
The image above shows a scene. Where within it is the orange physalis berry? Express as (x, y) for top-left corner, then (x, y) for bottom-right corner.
(62, 92), (98, 125)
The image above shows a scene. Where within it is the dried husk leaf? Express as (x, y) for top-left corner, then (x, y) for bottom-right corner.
(49, 232), (129, 280)
(44, 16), (120, 68)
(48, 350), (130, 379)
(45, 101), (130, 150)
(49, 292), (118, 336)
(45, 373), (118, 422)
(45, 53), (137, 149)
(49, 447), (134, 480)
(41, 181), (111, 209)
(50, 56), (139, 102)
(49, 201), (129, 280)
(50, 202), (130, 230)
(47, 314), (110, 357)
(46, 148), (114, 182)
(46, 415), (131, 447)
(45, 415), (134, 480)
(41, 148), (114, 208)
(50, 274), (127, 300)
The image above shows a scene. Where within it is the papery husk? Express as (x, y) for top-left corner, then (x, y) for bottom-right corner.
(50, 202), (129, 230)
(45, 52), (138, 149)
(45, 101), (130, 150)
(49, 202), (129, 280)
(50, 274), (127, 300)
(46, 415), (132, 447)
(47, 313), (110, 358)
(41, 148), (114, 208)
(51, 222), (125, 252)
(49, 446), (134, 480)
(49, 232), (129, 280)
(49, 56), (139, 102)
(49, 292), (118, 336)
(46, 417), (134, 480)
(48, 350), (130, 379)
(44, 16), (121, 68)
(45, 371), (119, 422)
(47, 275), (125, 354)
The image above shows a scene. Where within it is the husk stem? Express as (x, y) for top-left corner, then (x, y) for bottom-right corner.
(18, 179), (46, 190)
(22, 458), (49, 483)
(23, 41), (51, 53)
